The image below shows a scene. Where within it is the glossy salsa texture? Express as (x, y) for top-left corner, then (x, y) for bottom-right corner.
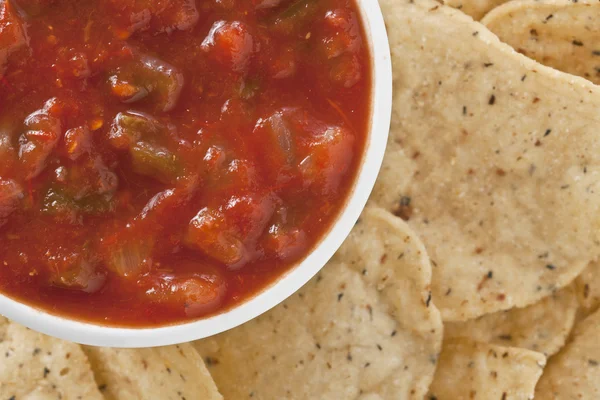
(0, 0), (371, 326)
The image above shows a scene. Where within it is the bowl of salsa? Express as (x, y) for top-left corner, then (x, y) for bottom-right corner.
(0, 0), (391, 346)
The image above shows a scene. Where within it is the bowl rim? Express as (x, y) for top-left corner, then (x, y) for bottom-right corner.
(0, 0), (392, 348)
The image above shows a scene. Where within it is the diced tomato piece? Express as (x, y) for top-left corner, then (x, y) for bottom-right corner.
(177, 276), (225, 317)
(252, 109), (297, 175)
(223, 159), (257, 191)
(0, 179), (23, 228)
(321, 9), (361, 59)
(185, 206), (247, 266)
(299, 125), (354, 195)
(53, 52), (91, 81)
(0, 1), (26, 71)
(107, 0), (199, 35)
(224, 193), (276, 241)
(201, 21), (254, 73)
(262, 224), (307, 261)
(142, 267), (226, 317)
(329, 53), (361, 88)
(18, 98), (63, 179)
(203, 145), (228, 173)
(62, 126), (92, 161)
(47, 251), (106, 293)
(137, 178), (198, 221)
(201, 143), (259, 191)
(185, 193), (276, 267)
(55, 155), (118, 200)
(108, 55), (184, 112)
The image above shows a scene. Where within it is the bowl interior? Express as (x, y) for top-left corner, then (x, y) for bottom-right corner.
(0, 0), (392, 347)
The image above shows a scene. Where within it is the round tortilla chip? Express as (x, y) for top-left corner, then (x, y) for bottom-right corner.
(428, 338), (546, 400)
(0, 321), (103, 400)
(195, 207), (443, 399)
(374, 0), (600, 321)
(443, 0), (510, 20)
(535, 308), (600, 398)
(82, 344), (222, 400)
(445, 285), (577, 356)
(482, 0), (600, 85)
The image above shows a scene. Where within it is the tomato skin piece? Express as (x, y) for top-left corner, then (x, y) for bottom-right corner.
(201, 21), (254, 73)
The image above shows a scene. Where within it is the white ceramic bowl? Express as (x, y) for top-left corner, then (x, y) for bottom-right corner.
(0, 0), (392, 347)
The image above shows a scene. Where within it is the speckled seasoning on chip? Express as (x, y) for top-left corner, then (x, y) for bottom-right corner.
(0, 0), (371, 326)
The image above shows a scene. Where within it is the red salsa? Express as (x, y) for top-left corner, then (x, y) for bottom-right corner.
(0, 0), (371, 326)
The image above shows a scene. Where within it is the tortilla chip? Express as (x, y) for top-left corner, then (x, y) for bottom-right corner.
(195, 207), (443, 399)
(443, 0), (509, 20)
(428, 338), (546, 399)
(574, 261), (600, 317)
(0, 321), (103, 400)
(445, 285), (577, 356)
(0, 316), (8, 340)
(374, 0), (600, 321)
(482, 0), (600, 85)
(535, 308), (600, 398)
(82, 343), (222, 400)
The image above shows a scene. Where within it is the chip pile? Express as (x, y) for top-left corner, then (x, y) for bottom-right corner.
(3, 0), (600, 398)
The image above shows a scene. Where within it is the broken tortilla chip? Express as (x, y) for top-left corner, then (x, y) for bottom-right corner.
(195, 207), (443, 399)
(374, 0), (600, 321)
(535, 308), (600, 398)
(0, 321), (103, 400)
(428, 338), (546, 399)
(482, 0), (600, 85)
(82, 343), (222, 400)
(445, 285), (577, 356)
(443, 0), (509, 20)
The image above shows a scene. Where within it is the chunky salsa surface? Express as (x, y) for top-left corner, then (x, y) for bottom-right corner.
(0, 0), (371, 326)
